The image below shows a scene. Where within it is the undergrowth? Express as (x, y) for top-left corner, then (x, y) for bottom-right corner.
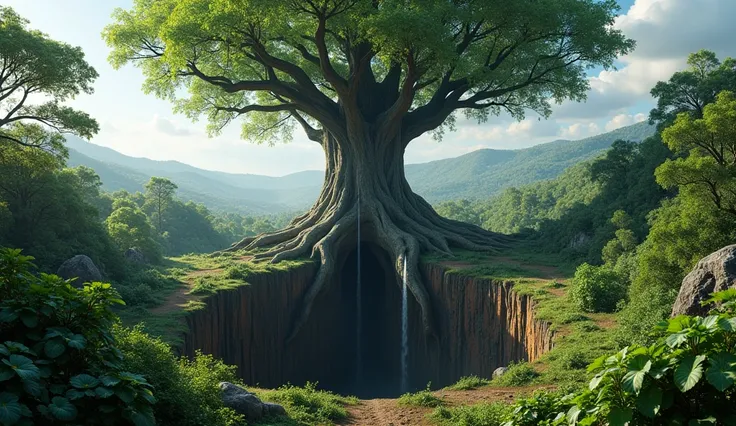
(430, 402), (509, 426)
(398, 384), (444, 407)
(446, 375), (491, 391)
(256, 382), (357, 425)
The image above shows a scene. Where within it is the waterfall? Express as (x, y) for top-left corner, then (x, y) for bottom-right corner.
(355, 196), (362, 387)
(401, 254), (409, 393)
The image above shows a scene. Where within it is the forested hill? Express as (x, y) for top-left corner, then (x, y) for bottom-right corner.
(65, 136), (323, 214)
(406, 120), (655, 202)
(66, 121), (654, 212)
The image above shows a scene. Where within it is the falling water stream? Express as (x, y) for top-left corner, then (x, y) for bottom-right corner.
(401, 254), (409, 393)
(356, 195), (362, 387)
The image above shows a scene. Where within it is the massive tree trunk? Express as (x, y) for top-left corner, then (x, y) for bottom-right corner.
(226, 126), (510, 342)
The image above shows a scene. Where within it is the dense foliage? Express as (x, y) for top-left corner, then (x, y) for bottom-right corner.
(505, 290), (736, 425)
(113, 325), (244, 426)
(569, 263), (627, 313)
(0, 249), (155, 426)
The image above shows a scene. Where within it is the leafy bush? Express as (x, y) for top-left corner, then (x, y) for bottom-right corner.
(430, 402), (509, 426)
(257, 382), (357, 424)
(398, 383), (444, 407)
(0, 248), (155, 425)
(190, 277), (217, 295)
(504, 289), (736, 425)
(502, 391), (572, 426)
(569, 263), (627, 313)
(114, 325), (243, 426)
(447, 375), (491, 391)
(491, 362), (539, 387)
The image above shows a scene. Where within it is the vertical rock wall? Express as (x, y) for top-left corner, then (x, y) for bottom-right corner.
(180, 261), (554, 392)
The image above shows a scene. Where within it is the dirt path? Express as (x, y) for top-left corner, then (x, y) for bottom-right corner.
(340, 386), (551, 426)
(150, 268), (223, 314)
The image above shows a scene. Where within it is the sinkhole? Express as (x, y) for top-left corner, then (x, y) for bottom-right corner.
(324, 242), (403, 399)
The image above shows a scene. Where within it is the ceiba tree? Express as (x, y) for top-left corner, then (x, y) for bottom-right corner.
(104, 0), (633, 340)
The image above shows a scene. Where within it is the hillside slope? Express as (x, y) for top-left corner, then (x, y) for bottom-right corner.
(65, 121), (655, 212)
(405, 121), (655, 202)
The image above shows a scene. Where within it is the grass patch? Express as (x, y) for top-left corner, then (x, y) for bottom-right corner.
(429, 402), (509, 426)
(446, 375), (491, 391)
(397, 384), (444, 407)
(490, 362), (539, 387)
(256, 382), (357, 425)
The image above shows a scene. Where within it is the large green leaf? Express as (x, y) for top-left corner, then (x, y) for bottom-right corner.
(623, 355), (652, 393)
(718, 317), (736, 332)
(48, 397), (77, 421)
(70, 374), (99, 389)
(0, 308), (18, 323)
(607, 407), (633, 426)
(705, 352), (736, 391)
(0, 392), (22, 425)
(666, 331), (688, 348)
(66, 335), (86, 350)
(636, 385), (662, 418)
(675, 355), (706, 392)
(0, 366), (14, 382)
(100, 375), (120, 387)
(114, 387), (136, 404)
(19, 311), (38, 329)
(2, 355), (40, 381)
(95, 387), (114, 398)
(43, 338), (66, 359)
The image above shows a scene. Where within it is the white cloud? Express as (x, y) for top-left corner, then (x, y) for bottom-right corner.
(552, 0), (736, 122)
(560, 123), (601, 139)
(151, 114), (195, 137)
(605, 113), (647, 132)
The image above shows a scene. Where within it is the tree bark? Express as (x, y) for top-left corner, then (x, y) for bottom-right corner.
(226, 128), (510, 342)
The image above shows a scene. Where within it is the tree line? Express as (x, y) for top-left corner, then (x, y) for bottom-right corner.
(436, 50), (736, 345)
(0, 137), (295, 278)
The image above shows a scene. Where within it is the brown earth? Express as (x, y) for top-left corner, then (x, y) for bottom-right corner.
(150, 268), (223, 314)
(339, 385), (553, 426)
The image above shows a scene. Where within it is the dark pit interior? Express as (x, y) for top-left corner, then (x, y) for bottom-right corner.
(324, 242), (403, 399)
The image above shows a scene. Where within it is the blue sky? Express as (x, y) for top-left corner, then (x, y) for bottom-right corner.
(4, 0), (735, 176)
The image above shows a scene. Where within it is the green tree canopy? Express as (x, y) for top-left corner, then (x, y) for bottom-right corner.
(657, 90), (736, 217)
(144, 177), (178, 233)
(649, 50), (736, 129)
(0, 6), (99, 150)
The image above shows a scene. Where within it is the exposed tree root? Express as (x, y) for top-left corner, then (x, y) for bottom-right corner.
(222, 134), (512, 343)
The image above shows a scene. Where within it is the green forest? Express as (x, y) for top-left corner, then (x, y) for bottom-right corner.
(2, 1), (736, 426)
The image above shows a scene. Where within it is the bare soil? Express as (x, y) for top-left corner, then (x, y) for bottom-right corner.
(149, 268), (223, 314)
(339, 385), (553, 425)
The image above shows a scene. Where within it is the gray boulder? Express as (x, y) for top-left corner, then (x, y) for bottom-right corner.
(263, 402), (287, 417)
(672, 244), (736, 317)
(492, 367), (508, 380)
(124, 248), (147, 264)
(219, 382), (286, 421)
(56, 255), (102, 287)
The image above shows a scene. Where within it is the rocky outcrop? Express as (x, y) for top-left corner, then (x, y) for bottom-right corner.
(219, 382), (285, 421)
(56, 255), (102, 287)
(407, 264), (555, 388)
(124, 248), (147, 264)
(672, 245), (736, 316)
(181, 257), (554, 395)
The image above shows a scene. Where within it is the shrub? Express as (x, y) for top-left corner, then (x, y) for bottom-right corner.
(447, 375), (491, 391)
(569, 263), (627, 313)
(0, 248), (155, 426)
(502, 391), (572, 426)
(398, 383), (444, 407)
(430, 402), (509, 426)
(113, 325), (243, 426)
(504, 289), (736, 424)
(190, 277), (217, 295)
(258, 382), (357, 424)
(491, 362), (539, 387)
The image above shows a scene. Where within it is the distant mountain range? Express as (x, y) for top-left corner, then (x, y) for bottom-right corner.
(65, 121), (655, 214)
